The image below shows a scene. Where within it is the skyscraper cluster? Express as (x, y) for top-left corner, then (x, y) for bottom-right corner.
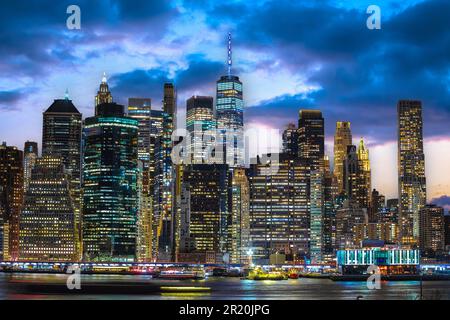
(0, 35), (447, 265)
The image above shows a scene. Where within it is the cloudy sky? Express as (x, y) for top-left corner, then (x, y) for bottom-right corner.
(0, 0), (449, 210)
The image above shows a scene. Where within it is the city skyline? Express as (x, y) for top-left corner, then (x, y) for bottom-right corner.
(0, 0), (449, 208)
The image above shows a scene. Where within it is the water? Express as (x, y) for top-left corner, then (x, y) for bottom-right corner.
(1, 273), (449, 300)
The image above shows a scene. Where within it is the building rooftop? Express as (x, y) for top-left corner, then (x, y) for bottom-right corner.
(44, 99), (80, 114)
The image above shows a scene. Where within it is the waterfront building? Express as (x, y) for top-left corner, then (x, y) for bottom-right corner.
(23, 141), (38, 192)
(337, 246), (420, 275)
(136, 160), (153, 262)
(150, 109), (175, 261)
(127, 98), (152, 262)
(333, 121), (352, 193)
(215, 33), (244, 167)
(0, 143), (23, 261)
(42, 95), (82, 258)
(397, 100), (426, 245)
(322, 157), (336, 262)
(179, 164), (230, 263)
(94, 73), (113, 110)
(19, 156), (76, 262)
(230, 168), (250, 264)
(419, 204), (445, 256)
(154, 86), (176, 260)
(82, 102), (139, 262)
(248, 154), (310, 264)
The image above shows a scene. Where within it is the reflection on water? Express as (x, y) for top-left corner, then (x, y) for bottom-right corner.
(0, 273), (449, 300)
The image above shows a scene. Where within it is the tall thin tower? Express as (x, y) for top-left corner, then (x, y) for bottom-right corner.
(334, 122), (352, 194)
(398, 100), (426, 245)
(216, 32), (244, 167)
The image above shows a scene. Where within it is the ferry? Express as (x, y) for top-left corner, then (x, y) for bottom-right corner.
(156, 269), (205, 280)
(246, 267), (288, 280)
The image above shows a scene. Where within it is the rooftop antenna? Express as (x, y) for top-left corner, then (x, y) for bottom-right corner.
(64, 88), (69, 100)
(227, 32), (232, 77)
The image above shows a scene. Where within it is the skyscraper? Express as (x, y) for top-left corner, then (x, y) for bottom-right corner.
(0, 143), (23, 261)
(419, 204), (444, 256)
(95, 73), (113, 111)
(148, 108), (175, 260)
(216, 33), (244, 167)
(357, 137), (371, 209)
(282, 123), (299, 157)
(42, 95), (82, 258)
(23, 141), (38, 192)
(343, 144), (371, 210)
(248, 154), (310, 264)
(19, 156), (76, 262)
(154, 85), (176, 260)
(186, 96), (217, 164)
(163, 82), (177, 115)
(180, 164), (230, 263)
(83, 102), (139, 262)
(230, 168), (250, 264)
(398, 100), (426, 245)
(0, 199), (4, 261)
(127, 98), (152, 262)
(370, 189), (385, 223)
(298, 110), (324, 171)
(333, 121), (352, 193)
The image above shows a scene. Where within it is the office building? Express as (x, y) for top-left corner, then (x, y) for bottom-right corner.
(19, 156), (76, 261)
(42, 95), (82, 258)
(82, 102), (139, 262)
(419, 204), (445, 255)
(248, 154), (310, 264)
(0, 143), (23, 261)
(333, 121), (352, 193)
(398, 100), (426, 245)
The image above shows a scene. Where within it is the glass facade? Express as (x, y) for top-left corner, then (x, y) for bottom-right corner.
(216, 76), (244, 167)
(82, 103), (139, 262)
(337, 248), (420, 266)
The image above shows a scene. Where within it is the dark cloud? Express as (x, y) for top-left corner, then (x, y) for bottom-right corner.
(0, 1), (176, 77)
(431, 195), (450, 214)
(110, 54), (224, 106)
(225, 0), (450, 142)
(0, 88), (35, 111)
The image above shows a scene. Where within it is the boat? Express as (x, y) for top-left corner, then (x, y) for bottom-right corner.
(156, 269), (205, 280)
(288, 269), (300, 279)
(246, 267), (288, 280)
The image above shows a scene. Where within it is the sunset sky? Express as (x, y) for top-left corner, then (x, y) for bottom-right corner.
(0, 0), (449, 210)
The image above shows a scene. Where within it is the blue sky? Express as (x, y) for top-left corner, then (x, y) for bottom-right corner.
(0, 0), (449, 209)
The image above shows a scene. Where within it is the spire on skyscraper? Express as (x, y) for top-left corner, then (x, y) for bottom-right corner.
(64, 88), (69, 100)
(102, 72), (107, 83)
(227, 32), (232, 77)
